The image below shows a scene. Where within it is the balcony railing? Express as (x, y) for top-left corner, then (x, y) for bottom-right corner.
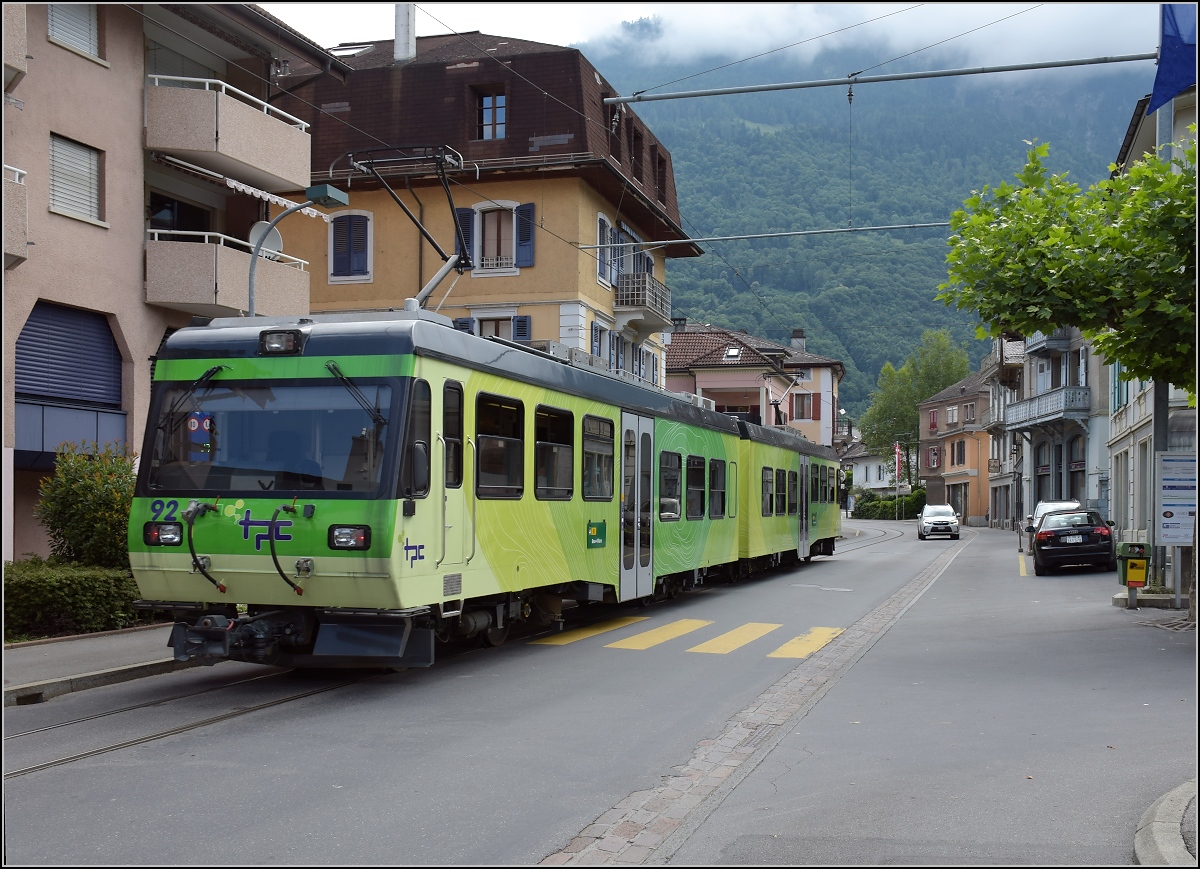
(4, 163), (26, 269)
(147, 76), (309, 130)
(1025, 328), (1070, 356)
(615, 271), (671, 321)
(144, 77), (311, 192)
(1005, 386), (1091, 428)
(145, 231), (309, 318)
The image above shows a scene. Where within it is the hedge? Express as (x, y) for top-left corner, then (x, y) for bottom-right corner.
(853, 488), (927, 520)
(3, 558), (144, 641)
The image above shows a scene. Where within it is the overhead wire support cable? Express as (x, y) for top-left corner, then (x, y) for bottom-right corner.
(577, 223), (951, 251)
(603, 53), (1158, 105)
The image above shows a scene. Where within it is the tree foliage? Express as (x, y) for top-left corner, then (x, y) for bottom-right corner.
(937, 136), (1196, 393)
(34, 441), (136, 569)
(857, 329), (969, 483)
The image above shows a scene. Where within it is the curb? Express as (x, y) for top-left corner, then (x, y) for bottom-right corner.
(1135, 779), (1197, 866)
(3, 621), (172, 650)
(4, 657), (210, 707)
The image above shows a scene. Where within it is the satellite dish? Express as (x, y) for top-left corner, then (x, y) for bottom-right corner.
(249, 221), (283, 261)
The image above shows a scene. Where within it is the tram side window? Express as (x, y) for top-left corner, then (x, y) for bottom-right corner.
(535, 405), (573, 500)
(582, 415), (614, 500)
(819, 465), (828, 502)
(659, 451), (681, 520)
(761, 467), (774, 516)
(400, 379), (431, 497)
(829, 467), (837, 503)
(787, 471), (798, 515)
(686, 455), (705, 520)
(775, 468), (787, 515)
(811, 465), (820, 504)
(709, 458), (726, 519)
(477, 393), (523, 498)
(444, 381), (463, 488)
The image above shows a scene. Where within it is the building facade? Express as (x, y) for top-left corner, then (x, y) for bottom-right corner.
(2, 3), (346, 560)
(270, 14), (699, 386)
(918, 370), (991, 525)
(664, 324), (844, 447)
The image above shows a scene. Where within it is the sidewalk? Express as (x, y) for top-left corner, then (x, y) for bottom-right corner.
(2, 618), (1195, 865)
(2, 622), (199, 707)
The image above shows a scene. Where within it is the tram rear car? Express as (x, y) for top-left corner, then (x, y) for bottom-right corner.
(129, 309), (840, 668)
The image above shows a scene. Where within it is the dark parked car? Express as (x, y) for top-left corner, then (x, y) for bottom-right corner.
(1025, 508), (1116, 575)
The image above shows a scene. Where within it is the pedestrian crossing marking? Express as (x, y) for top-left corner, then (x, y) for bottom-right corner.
(767, 627), (844, 659)
(605, 618), (714, 650)
(528, 616), (650, 646)
(687, 622), (783, 654)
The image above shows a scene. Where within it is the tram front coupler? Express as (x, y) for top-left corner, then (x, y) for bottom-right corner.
(169, 609), (315, 665)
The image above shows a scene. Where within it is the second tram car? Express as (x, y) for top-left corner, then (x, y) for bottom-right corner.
(129, 306), (841, 668)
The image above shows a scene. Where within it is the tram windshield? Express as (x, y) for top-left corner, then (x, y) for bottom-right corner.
(144, 379), (399, 496)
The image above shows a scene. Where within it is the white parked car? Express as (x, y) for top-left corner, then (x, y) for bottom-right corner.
(918, 504), (960, 540)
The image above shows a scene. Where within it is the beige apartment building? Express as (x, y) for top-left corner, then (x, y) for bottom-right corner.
(2, 4), (347, 560)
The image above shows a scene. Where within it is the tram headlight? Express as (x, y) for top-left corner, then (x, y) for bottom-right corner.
(259, 329), (303, 355)
(328, 525), (371, 550)
(144, 522), (183, 546)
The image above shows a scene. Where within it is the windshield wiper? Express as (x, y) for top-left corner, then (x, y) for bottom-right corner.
(325, 361), (387, 427)
(158, 365), (228, 430)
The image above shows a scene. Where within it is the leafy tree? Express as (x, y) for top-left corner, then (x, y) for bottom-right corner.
(34, 441), (136, 569)
(937, 136), (1196, 393)
(858, 329), (969, 483)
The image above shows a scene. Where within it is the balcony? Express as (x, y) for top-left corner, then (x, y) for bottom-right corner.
(145, 231), (309, 318)
(4, 3), (26, 91)
(614, 271), (672, 343)
(4, 164), (26, 269)
(1025, 328), (1070, 356)
(1005, 386), (1091, 429)
(144, 77), (311, 192)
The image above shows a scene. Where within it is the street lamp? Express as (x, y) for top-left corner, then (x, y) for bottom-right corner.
(247, 184), (350, 317)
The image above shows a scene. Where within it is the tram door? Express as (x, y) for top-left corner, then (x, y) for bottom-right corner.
(439, 382), (465, 567)
(798, 456), (810, 557)
(620, 412), (654, 601)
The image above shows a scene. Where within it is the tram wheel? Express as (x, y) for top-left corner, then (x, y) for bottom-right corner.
(481, 624), (510, 647)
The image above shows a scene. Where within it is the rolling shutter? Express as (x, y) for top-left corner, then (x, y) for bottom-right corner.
(49, 4), (99, 56)
(514, 203), (535, 267)
(16, 302), (121, 406)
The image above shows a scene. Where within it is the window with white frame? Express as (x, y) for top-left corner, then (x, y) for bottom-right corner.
(927, 446), (940, 468)
(946, 405), (958, 424)
(49, 134), (102, 222)
(456, 203), (534, 274)
(328, 211), (372, 282)
(964, 402), (975, 422)
(49, 4), (100, 58)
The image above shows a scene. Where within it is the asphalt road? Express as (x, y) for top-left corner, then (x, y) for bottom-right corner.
(3, 522), (1194, 865)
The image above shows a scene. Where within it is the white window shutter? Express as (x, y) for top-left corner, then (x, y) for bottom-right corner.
(49, 5), (99, 57)
(50, 135), (100, 220)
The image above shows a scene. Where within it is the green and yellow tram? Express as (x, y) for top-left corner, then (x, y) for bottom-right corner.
(129, 306), (841, 668)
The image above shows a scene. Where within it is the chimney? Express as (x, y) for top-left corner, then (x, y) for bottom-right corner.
(791, 329), (806, 352)
(394, 4), (416, 64)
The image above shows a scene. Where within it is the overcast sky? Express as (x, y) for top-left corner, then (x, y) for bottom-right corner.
(259, 3), (1162, 75)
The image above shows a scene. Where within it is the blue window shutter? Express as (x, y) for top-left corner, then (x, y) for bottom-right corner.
(16, 301), (121, 407)
(512, 315), (532, 342)
(453, 317), (476, 334)
(651, 352), (658, 384)
(332, 216), (350, 275)
(609, 225), (621, 282)
(515, 203), (535, 267)
(348, 216), (368, 274)
(591, 322), (601, 356)
(597, 217), (609, 280)
(608, 332), (615, 368)
(332, 215), (368, 276)
(455, 208), (475, 269)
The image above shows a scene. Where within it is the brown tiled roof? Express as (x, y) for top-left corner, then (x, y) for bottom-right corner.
(666, 326), (843, 376)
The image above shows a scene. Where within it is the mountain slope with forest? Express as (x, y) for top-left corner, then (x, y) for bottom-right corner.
(585, 45), (1155, 414)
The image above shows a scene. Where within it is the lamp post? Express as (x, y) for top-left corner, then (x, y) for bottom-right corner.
(247, 184), (349, 317)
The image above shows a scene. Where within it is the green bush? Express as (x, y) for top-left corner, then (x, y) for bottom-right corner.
(3, 558), (142, 641)
(34, 441), (136, 569)
(853, 488), (926, 519)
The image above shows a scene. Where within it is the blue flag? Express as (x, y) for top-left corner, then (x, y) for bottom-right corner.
(1147, 4), (1197, 115)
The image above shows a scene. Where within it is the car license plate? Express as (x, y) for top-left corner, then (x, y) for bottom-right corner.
(1062, 534), (1083, 543)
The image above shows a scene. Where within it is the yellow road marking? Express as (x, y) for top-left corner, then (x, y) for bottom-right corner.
(687, 622), (783, 654)
(767, 627), (844, 659)
(605, 618), (714, 650)
(1019, 554), (1028, 576)
(528, 616), (650, 645)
